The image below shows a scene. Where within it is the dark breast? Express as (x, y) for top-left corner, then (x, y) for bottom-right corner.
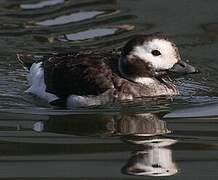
(43, 52), (121, 98)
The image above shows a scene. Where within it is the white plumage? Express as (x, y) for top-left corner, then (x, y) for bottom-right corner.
(25, 62), (59, 102)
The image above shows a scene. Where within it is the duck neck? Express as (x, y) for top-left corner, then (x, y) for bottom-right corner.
(118, 56), (156, 85)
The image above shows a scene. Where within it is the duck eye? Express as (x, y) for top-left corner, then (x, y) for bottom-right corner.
(151, 50), (161, 56)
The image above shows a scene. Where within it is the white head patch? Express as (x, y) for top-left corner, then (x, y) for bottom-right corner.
(130, 39), (180, 70)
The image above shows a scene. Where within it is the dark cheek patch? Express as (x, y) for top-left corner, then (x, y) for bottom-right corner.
(122, 56), (155, 78)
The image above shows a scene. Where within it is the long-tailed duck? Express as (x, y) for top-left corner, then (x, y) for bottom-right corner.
(17, 34), (197, 108)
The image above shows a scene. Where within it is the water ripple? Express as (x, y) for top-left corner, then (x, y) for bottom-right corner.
(37, 11), (104, 26)
(20, 0), (65, 10)
(59, 27), (117, 41)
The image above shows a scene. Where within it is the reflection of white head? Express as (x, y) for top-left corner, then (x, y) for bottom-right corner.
(33, 121), (44, 132)
(122, 138), (178, 177)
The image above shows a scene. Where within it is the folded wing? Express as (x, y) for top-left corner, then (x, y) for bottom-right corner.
(43, 55), (115, 98)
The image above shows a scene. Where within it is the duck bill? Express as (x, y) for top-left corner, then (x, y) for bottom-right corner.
(169, 60), (198, 75)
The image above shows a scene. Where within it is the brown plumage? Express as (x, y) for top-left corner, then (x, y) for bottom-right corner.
(42, 51), (178, 100)
(18, 50), (177, 102)
(43, 52), (117, 97)
(17, 34), (198, 107)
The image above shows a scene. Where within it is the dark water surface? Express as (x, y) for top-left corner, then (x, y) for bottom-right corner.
(1, 0), (218, 179)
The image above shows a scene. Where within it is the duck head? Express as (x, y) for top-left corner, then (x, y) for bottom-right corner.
(119, 34), (197, 84)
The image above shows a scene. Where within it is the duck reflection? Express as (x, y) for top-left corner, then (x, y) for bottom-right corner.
(33, 112), (169, 136)
(121, 136), (177, 177)
(33, 111), (178, 177)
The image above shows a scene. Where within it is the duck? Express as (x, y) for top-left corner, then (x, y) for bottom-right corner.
(17, 33), (197, 108)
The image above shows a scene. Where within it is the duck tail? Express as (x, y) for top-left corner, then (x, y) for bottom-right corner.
(17, 53), (44, 70)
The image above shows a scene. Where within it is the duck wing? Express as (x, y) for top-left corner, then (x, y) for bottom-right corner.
(43, 54), (117, 98)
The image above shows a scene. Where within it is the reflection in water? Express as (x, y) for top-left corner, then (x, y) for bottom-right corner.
(59, 28), (117, 41)
(122, 137), (177, 177)
(37, 11), (104, 26)
(33, 112), (169, 136)
(33, 111), (178, 177)
(20, 0), (65, 10)
(166, 103), (218, 118)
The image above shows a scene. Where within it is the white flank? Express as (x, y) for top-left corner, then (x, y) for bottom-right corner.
(133, 77), (155, 85)
(67, 89), (115, 108)
(67, 95), (101, 108)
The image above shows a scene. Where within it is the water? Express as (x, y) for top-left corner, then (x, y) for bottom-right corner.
(0, 0), (218, 179)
